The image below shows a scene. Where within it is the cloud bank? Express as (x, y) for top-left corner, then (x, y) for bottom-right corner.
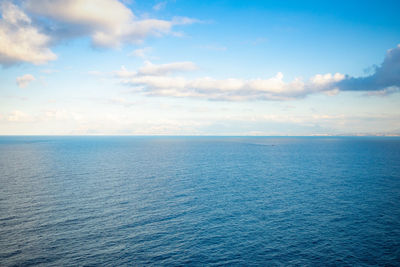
(116, 65), (344, 101)
(116, 45), (400, 101)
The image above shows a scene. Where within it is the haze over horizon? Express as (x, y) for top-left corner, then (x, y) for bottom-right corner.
(1, 0), (399, 136)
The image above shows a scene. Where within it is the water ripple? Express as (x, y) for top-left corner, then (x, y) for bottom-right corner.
(1, 136), (400, 266)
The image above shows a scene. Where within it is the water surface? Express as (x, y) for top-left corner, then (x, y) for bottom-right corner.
(1, 136), (399, 265)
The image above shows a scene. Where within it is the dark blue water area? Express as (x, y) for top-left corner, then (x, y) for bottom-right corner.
(0, 136), (400, 266)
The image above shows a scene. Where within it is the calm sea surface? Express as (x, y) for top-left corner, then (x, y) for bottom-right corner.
(1, 136), (399, 266)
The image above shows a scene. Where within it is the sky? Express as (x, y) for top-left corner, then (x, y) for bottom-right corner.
(0, 0), (399, 135)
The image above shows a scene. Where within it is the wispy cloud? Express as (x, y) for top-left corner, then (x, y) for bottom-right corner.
(244, 37), (268, 46)
(41, 69), (59, 74)
(137, 61), (198, 76)
(153, 1), (167, 11)
(115, 61), (198, 78)
(87, 70), (103, 76)
(5, 110), (32, 122)
(108, 97), (137, 107)
(16, 74), (35, 88)
(129, 47), (153, 59)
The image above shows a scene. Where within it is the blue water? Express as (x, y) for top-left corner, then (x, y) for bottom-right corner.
(1, 136), (400, 266)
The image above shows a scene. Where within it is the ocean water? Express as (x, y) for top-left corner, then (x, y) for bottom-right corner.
(0, 136), (400, 266)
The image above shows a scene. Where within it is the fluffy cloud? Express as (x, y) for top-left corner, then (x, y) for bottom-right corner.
(0, 2), (56, 65)
(24, 0), (196, 47)
(116, 62), (343, 100)
(116, 45), (400, 101)
(0, 0), (196, 65)
(16, 74), (35, 88)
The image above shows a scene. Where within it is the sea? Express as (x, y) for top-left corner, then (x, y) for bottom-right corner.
(0, 136), (399, 266)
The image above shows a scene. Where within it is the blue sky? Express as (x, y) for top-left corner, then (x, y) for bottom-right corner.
(0, 0), (399, 135)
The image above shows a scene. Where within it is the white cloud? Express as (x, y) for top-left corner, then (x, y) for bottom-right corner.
(128, 75), (311, 100)
(114, 44), (400, 101)
(41, 109), (83, 122)
(114, 61), (198, 79)
(171, 17), (200, 25)
(6, 110), (31, 122)
(153, 1), (167, 11)
(0, 2), (56, 65)
(129, 47), (152, 58)
(116, 62), (344, 101)
(0, 0), (197, 65)
(87, 70), (103, 76)
(41, 69), (59, 74)
(25, 0), (197, 47)
(16, 74), (35, 88)
(137, 61), (198, 76)
(114, 65), (137, 78)
(310, 73), (345, 86)
(109, 97), (137, 107)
